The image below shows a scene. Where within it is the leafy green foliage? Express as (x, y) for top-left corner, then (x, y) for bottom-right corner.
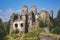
(24, 32), (38, 38)
(4, 34), (21, 40)
(52, 10), (60, 34)
(57, 10), (60, 19)
(53, 18), (60, 27)
(39, 20), (45, 28)
(38, 19), (51, 28)
(11, 29), (19, 34)
(4, 28), (20, 40)
(4, 27), (42, 40)
(4, 21), (10, 35)
(0, 18), (6, 40)
(51, 27), (60, 34)
(23, 29), (41, 40)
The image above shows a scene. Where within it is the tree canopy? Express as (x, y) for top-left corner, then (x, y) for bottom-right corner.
(52, 9), (60, 34)
(57, 10), (60, 19)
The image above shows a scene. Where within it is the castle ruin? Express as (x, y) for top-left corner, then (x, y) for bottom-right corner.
(10, 5), (53, 34)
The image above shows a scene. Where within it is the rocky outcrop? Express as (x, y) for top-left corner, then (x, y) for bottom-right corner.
(40, 33), (60, 40)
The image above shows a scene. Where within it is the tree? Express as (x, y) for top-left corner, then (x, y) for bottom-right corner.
(51, 27), (60, 34)
(38, 17), (51, 28)
(4, 21), (10, 35)
(39, 20), (45, 28)
(0, 18), (5, 40)
(53, 18), (60, 27)
(53, 10), (60, 27)
(0, 18), (3, 33)
(37, 17), (45, 28)
(52, 10), (60, 34)
(57, 10), (60, 19)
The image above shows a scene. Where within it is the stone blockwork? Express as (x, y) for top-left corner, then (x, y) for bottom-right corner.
(10, 5), (53, 34)
(40, 33), (60, 40)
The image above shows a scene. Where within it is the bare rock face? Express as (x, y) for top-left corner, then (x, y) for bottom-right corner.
(40, 35), (55, 40)
(40, 34), (60, 40)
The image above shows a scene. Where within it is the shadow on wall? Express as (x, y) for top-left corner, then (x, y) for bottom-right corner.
(25, 14), (28, 33)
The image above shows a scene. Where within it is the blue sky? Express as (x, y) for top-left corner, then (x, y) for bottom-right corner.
(0, 0), (60, 22)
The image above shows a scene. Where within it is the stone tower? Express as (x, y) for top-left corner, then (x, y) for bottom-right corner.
(31, 6), (37, 23)
(22, 5), (29, 33)
(22, 5), (28, 14)
(31, 5), (37, 15)
(10, 13), (15, 34)
(39, 10), (51, 33)
(28, 6), (38, 32)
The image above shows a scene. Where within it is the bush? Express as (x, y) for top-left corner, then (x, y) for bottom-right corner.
(22, 27), (42, 40)
(51, 27), (60, 34)
(23, 31), (40, 40)
(11, 29), (19, 34)
(39, 20), (45, 28)
(4, 33), (21, 40)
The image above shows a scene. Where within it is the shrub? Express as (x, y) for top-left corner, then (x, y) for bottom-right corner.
(22, 27), (41, 40)
(39, 20), (45, 28)
(4, 33), (21, 40)
(23, 31), (40, 40)
(51, 27), (60, 34)
(11, 29), (19, 34)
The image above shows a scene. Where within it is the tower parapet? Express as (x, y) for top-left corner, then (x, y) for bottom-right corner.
(22, 5), (28, 15)
(31, 5), (37, 15)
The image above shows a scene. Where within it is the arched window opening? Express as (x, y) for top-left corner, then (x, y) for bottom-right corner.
(15, 23), (18, 28)
(20, 15), (22, 19)
(20, 23), (23, 27)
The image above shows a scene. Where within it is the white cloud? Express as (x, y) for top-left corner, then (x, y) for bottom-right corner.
(41, 8), (46, 10)
(0, 8), (21, 22)
(0, 9), (3, 12)
(15, 9), (21, 13)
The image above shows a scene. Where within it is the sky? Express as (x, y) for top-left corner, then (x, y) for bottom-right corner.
(0, 0), (60, 22)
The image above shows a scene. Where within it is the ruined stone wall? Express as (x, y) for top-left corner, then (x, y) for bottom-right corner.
(10, 5), (53, 34)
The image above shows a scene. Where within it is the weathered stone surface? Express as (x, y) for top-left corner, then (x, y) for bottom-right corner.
(40, 35), (55, 40)
(40, 33), (60, 40)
